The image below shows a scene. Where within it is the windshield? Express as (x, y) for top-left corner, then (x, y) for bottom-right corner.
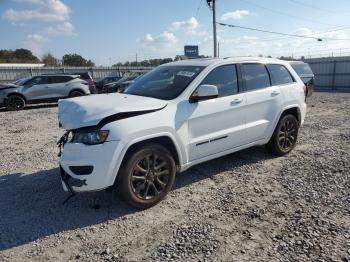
(13, 78), (29, 85)
(125, 65), (205, 100)
(291, 63), (313, 76)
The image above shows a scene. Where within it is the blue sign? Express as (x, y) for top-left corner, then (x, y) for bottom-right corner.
(184, 45), (199, 58)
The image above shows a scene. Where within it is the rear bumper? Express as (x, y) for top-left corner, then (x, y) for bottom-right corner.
(59, 140), (124, 192)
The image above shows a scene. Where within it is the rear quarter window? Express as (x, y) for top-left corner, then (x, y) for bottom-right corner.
(266, 64), (295, 85)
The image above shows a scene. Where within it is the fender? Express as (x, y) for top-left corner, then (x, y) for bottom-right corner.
(267, 104), (301, 141)
(108, 131), (184, 186)
(6, 92), (27, 102)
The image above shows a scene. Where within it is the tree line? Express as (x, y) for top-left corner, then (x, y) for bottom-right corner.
(0, 48), (211, 67)
(0, 49), (95, 67)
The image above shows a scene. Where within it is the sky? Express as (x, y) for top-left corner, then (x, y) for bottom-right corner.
(1, 0), (350, 65)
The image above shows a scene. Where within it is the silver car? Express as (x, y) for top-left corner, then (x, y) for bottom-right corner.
(0, 74), (91, 111)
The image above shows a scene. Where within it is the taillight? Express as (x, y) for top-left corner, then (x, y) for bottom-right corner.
(303, 85), (307, 96)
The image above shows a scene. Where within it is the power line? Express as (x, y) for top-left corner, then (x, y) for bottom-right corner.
(237, 0), (341, 27)
(218, 22), (323, 41)
(218, 22), (350, 41)
(287, 0), (348, 15)
(227, 25), (350, 44)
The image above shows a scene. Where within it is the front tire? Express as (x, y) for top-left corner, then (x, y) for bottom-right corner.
(266, 114), (299, 156)
(116, 144), (176, 209)
(6, 95), (25, 111)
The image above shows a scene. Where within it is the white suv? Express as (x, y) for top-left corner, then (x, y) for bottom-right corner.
(58, 57), (307, 208)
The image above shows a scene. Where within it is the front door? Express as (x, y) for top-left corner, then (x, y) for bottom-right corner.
(187, 64), (246, 161)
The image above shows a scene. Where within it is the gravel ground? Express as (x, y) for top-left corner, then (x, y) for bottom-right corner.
(0, 92), (349, 261)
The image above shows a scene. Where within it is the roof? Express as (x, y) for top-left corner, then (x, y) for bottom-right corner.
(164, 57), (288, 67)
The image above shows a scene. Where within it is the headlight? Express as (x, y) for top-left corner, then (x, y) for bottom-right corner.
(71, 130), (109, 145)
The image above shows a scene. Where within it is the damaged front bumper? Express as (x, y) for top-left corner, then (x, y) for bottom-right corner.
(59, 138), (124, 192)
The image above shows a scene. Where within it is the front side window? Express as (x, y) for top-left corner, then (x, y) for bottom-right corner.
(26, 76), (48, 86)
(267, 64), (294, 85)
(200, 64), (238, 97)
(242, 64), (270, 91)
(125, 66), (204, 100)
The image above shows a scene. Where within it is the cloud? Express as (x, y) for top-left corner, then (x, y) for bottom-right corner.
(22, 33), (49, 55)
(221, 10), (251, 20)
(44, 21), (76, 36)
(142, 31), (177, 47)
(170, 17), (199, 31)
(3, 0), (70, 22)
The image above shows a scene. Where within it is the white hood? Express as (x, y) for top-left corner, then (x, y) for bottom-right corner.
(58, 93), (167, 130)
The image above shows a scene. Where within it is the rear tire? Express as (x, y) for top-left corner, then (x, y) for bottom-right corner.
(116, 144), (176, 209)
(266, 114), (299, 156)
(69, 91), (84, 97)
(6, 95), (25, 111)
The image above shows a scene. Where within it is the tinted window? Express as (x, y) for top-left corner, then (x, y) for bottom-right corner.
(242, 64), (270, 91)
(26, 76), (48, 86)
(49, 76), (72, 83)
(290, 63), (313, 76)
(200, 65), (238, 97)
(267, 64), (294, 85)
(125, 66), (204, 100)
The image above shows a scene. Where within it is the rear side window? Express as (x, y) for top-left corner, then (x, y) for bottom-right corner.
(49, 76), (72, 83)
(200, 64), (238, 97)
(242, 64), (270, 91)
(290, 63), (313, 75)
(266, 64), (294, 85)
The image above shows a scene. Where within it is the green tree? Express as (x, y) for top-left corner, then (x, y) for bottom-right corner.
(42, 53), (60, 66)
(0, 48), (40, 63)
(62, 53), (95, 67)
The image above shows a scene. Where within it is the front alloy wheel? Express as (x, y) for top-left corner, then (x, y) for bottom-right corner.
(6, 95), (25, 111)
(117, 144), (176, 209)
(131, 154), (170, 200)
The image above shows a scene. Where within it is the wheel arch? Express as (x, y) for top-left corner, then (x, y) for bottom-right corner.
(69, 88), (86, 96)
(6, 92), (27, 102)
(267, 105), (301, 143)
(112, 134), (183, 186)
(280, 106), (301, 126)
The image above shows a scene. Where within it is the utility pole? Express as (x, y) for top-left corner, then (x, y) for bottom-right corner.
(136, 53), (138, 66)
(207, 0), (217, 57)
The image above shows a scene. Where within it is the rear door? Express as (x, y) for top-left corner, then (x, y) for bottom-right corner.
(48, 76), (72, 98)
(240, 63), (284, 143)
(187, 64), (246, 161)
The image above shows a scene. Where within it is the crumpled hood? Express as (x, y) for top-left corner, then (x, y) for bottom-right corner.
(0, 83), (19, 90)
(58, 93), (167, 130)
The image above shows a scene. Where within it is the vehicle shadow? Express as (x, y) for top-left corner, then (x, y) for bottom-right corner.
(0, 146), (274, 251)
(0, 103), (57, 112)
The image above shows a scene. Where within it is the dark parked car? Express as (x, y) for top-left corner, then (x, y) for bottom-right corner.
(102, 75), (140, 93)
(289, 61), (314, 97)
(95, 76), (122, 92)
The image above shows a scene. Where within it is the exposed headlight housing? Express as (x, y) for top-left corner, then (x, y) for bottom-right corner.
(71, 130), (109, 145)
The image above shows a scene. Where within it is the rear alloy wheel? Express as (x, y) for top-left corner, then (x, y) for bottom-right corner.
(6, 95), (25, 111)
(266, 114), (299, 156)
(69, 91), (84, 97)
(117, 144), (176, 209)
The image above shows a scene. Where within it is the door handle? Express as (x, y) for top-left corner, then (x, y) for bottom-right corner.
(44, 86), (49, 88)
(231, 98), (243, 105)
(271, 90), (280, 96)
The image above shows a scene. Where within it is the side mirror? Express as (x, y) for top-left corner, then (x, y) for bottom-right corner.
(190, 84), (219, 103)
